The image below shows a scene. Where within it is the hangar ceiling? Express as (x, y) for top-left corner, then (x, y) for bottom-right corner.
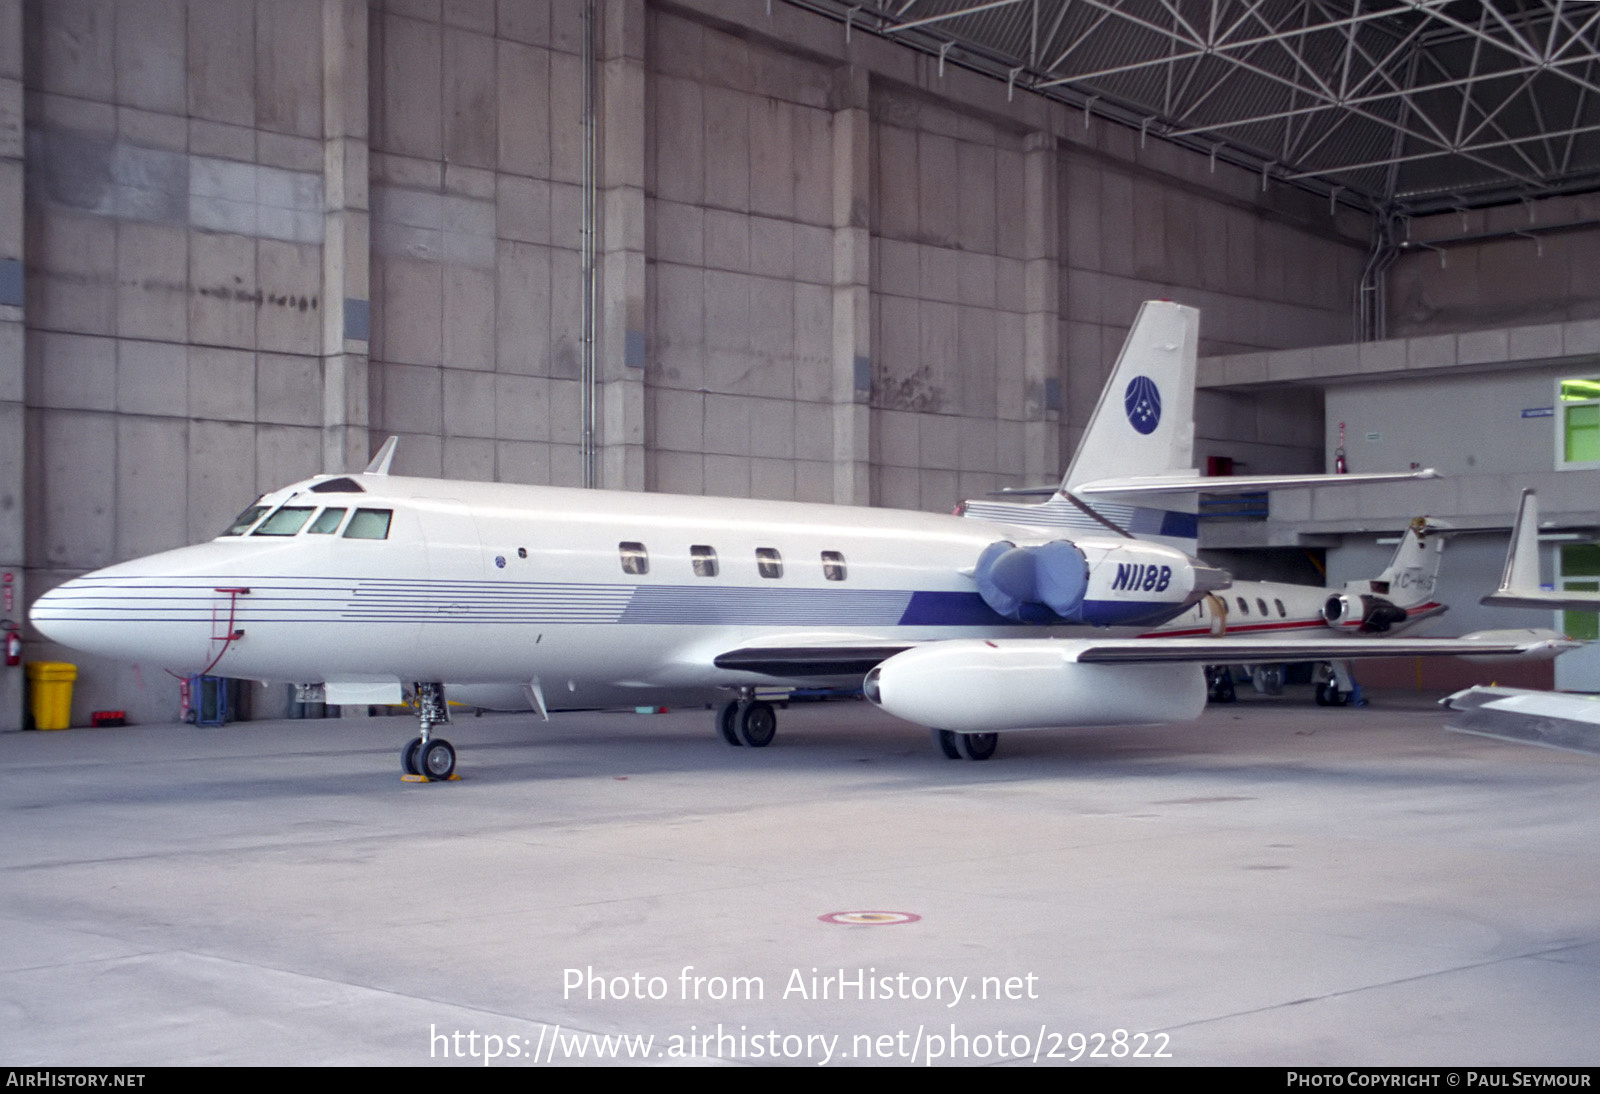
(783, 0), (1600, 216)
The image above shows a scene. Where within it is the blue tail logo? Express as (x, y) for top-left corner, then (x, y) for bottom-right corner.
(1124, 376), (1162, 435)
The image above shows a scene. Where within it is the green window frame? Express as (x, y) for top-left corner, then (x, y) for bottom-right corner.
(1557, 377), (1600, 469)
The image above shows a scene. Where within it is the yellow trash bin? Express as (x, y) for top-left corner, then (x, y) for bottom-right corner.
(26, 661), (77, 730)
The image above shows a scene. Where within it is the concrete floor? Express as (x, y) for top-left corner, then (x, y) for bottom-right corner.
(3, 689), (1598, 1067)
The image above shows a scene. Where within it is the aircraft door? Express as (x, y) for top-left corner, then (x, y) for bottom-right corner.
(414, 498), (488, 636)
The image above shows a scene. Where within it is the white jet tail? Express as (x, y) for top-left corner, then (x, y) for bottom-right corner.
(1480, 489), (1599, 609)
(959, 301), (1203, 552)
(1061, 300), (1199, 492)
(1362, 516), (1446, 609)
(1485, 489), (1546, 603)
(957, 299), (1436, 555)
(1325, 517), (1447, 632)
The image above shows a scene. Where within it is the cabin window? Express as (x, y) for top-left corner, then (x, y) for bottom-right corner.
(307, 508), (347, 534)
(1236, 597), (1249, 615)
(343, 509), (393, 540)
(1256, 598), (1269, 616)
(222, 504), (269, 536)
(619, 542), (649, 575)
(1274, 599), (1286, 617)
(252, 506), (316, 536)
(822, 551), (847, 581)
(690, 545), (718, 577)
(756, 548), (783, 579)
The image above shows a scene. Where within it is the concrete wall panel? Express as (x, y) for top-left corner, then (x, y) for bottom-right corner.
(443, 26), (497, 168)
(31, 409), (116, 569)
(114, 416), (187, 560)
(379, 13), (442, 160)
(115, 340), (186, 418)
(28, 331), (115, 411)
(115, 222), (188, 341)
(256, 0), (322, 138)
(496, 39), (550, 178)
(30, 0), (115, 102)
(187, 0), (254, 127)
(187, 346), (255, 422)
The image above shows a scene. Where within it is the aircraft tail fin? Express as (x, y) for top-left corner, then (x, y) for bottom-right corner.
(1496, 488), (1543, 597)
(1061, 300), (1199, 492)
(1372, 516), (1446, 608)
(1478, 489), (1586, 608)
(957, 301), (1200, 553)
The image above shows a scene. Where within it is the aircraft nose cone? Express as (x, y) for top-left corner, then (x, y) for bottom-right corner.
(28, 572), (210, 671)
(28, 579), (94, 648)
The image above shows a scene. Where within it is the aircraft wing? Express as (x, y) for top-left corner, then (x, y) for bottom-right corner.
(1041, 634), (1574, 663)
(714, 630), (1573, 680)
(1075, 468), (1440, 497)
(1443, 685), (1600, 756)
(862, 634), (1576, 733)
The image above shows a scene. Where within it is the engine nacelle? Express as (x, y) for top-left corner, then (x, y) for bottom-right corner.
(975, 539), (1226, 628)
(1323, 593), (1408, 633)
(863, 640), (1207, 732)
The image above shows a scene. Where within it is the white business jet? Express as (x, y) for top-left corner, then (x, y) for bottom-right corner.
(1149, 516), (1458, 705)
(30, 303), (1560, 776)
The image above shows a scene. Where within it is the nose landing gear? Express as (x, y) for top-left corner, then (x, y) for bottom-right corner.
(401, 682), (458, 782)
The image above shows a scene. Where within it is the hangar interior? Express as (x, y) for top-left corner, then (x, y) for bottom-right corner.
(5, 0), (1600, 727)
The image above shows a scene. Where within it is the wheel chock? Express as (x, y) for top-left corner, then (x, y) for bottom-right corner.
(400, 772), (461, 783)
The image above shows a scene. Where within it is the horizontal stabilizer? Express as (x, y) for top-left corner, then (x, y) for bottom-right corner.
(1075, 468), (1440, 498)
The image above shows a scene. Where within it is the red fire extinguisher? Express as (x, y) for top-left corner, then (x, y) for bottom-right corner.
(4, 627), (20, 667)
(1334, 421), (1348, 475)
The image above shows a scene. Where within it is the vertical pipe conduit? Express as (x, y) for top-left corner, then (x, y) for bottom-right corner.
(580, 0), (599, 488)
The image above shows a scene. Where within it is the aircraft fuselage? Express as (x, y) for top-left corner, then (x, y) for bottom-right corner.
(31, 472), (1214, 710)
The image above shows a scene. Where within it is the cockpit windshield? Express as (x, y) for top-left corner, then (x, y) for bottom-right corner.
(221, 504), (269, 536)
(221, 499), (392, 541)
(307, 508), (347, 534)
(252, 506), (316, 536)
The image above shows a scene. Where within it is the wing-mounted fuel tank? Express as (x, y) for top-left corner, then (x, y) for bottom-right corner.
(864, 640), (1208, 732)
(974, 538), (1229, 628)
(1322, 592), (1409, 633)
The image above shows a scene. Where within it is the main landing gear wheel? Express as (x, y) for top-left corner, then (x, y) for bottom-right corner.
(1251, 664), (1285, 696)
(932, 729), (961, 759)
(716, 700), (741, 746)
(1315, 680), (1349, 707)
(1206, 667), (1237, 704)
(417, 738), (457, 780)
(401, 736), (423, 775)
(736, 701), (777, 748)
(955, 732), (998, 761)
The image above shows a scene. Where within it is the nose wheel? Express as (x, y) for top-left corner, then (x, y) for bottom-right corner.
(402, 683), (458, 781)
